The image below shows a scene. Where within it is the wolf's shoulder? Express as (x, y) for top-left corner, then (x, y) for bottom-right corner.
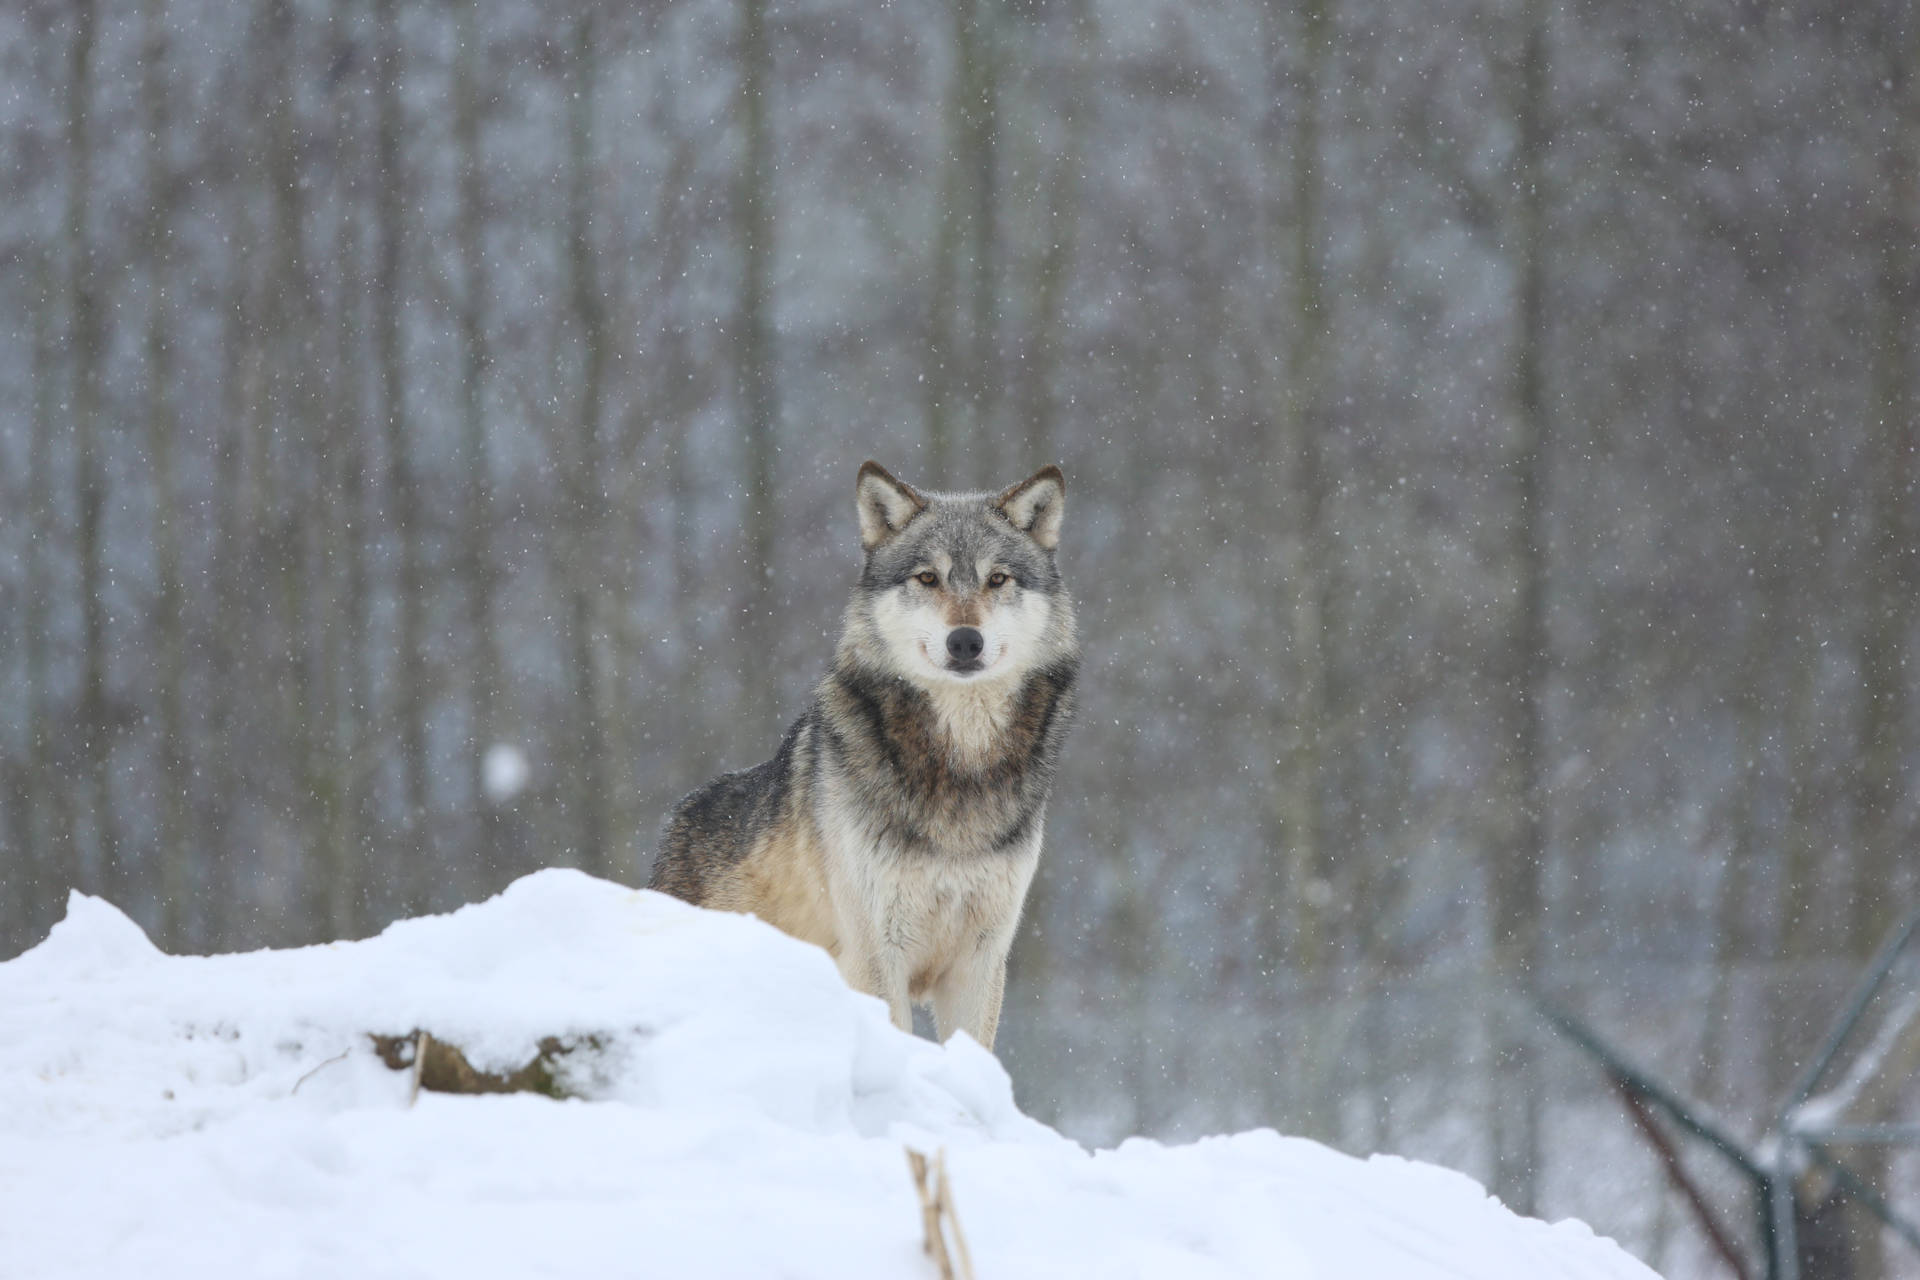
(671, 713), (814, 826)
(648, 710), (817, 896)
(668, 758), (775, 832)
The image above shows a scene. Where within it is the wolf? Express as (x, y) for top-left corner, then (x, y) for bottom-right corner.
(647, 461), (1079, 1050)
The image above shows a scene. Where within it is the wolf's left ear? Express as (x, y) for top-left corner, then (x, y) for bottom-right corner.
(856, 460), (928, 550)
(994, 465), (1066, 550)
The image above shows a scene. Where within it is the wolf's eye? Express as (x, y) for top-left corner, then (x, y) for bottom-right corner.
(986, 571), (1012, 588)
(914, 571), (939, 587)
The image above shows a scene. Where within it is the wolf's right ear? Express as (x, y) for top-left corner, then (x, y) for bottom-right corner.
(994, 465), (1066, 550)
(856, 461), (928, 550)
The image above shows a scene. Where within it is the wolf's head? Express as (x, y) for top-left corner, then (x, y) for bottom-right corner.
(841, 461), (1078, 687)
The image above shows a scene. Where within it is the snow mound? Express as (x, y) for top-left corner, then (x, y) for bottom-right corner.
(0, 870), (1659, 1279)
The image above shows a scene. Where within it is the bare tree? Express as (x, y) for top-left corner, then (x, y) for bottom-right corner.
(922, 0), (1004, 485)
(1005, 0), (1096, 1004)
(373, 0), (430, 911)
(140, 0), (192, 950)
(1852, 31), (1920, 963)
(203, 114), (262, 949)
(561, 11), (614, 878)
(736, 0), (780, 729)
(1253, 2), (1341, 1143)
(456, 0), (507, 882)
(1276, 0), (1336, 991)
(1016, 0), (1092, 471)
(960, 0), (1002, 480)
(253, 0), (337, 944)
(18, 0), (68, 937)
(1487, 0), (1553, 1217)
(67, 0), (117, 902)
(18, 242), (62, 939)
(318, 0), (375, 940)
(1828, 23), (1920, 1279)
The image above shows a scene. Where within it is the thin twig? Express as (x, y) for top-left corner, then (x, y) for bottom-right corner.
(289, 1048), (352, 1097)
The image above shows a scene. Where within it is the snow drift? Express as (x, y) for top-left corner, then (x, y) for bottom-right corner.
(0, 870), (1659, 1278)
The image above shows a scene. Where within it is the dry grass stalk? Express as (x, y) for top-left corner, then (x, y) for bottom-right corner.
(905, 1147), (974, 1280)
(409, 1030), (428, 1106)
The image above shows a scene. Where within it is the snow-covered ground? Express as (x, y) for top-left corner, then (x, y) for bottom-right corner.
(0, 871), (1659, 1278)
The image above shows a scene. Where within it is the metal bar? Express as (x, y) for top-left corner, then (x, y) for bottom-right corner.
(1804, 1144), (1920, 1258)
(1778, 906), (1920, 1119)
(1767, 1170), (1800, 1280)
(1536, 998), (1766, 1182)
(1791, 1123), (1920, 1146)
(1756, 1181), (1780, 1280)
(1613, 1077), (1755, 1280)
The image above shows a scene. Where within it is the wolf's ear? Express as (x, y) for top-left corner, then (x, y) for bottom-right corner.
(856, 461), (928, 550)
(994, 465), (1066, 550)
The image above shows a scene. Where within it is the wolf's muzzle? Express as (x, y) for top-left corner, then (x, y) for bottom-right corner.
(946, 627), (985, 666)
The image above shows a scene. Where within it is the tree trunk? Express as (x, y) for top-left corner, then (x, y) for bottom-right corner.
(254, 0), (336, 944)
(456, 0), (507, 884)
(31, 235), (62, 891)
(736, 0), (781, 731)
(1852, 48), (1919, 963)
(1487, 0), (1553, 1217)
(373, 0), (430, 912)
(1829, 38), (1920, 1280)
(68, 0), (118, 904)
(142, 0), (193, 950)
(15, 246), (62, 944)
(563, 14), (613, 879)
(320, 0), (372, 941)
(1017, 0), (1092, 470)
(962, 0), (1001, 485)
(1244, 0), (1344, 1146)
(1004, 0), (1095, 1002)
(206, 173), (262, 950)
(1257, 0), (1336, 991)
(923, 0), (986, 484)
(920, 0), (1004, 487)
(1281, 0), (1334, 989)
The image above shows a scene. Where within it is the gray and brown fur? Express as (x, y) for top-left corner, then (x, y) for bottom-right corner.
(648, 461), (1079, 1049)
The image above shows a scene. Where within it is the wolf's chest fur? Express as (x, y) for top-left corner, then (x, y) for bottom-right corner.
(816, 660), (1074, 859)
(810, 661), (1073, 1004)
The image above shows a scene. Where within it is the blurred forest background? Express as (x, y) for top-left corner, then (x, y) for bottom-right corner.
(3, 0), (1918, 1274)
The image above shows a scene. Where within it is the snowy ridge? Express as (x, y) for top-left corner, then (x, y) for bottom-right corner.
(0, 871), (1660, 1278)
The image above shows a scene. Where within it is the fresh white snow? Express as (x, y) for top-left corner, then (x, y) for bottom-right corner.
(481, 743), (532, 805)
(0, 870), (1660, 1279)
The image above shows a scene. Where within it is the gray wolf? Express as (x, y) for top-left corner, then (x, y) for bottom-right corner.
(648, 461), (1079, 1049)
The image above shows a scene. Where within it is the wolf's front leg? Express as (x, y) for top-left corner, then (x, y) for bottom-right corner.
(932, 948), (1009, 1050)
(834, 940), (912, 1033)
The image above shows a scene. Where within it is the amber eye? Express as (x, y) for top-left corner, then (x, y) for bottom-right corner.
(915, 571), (939, 587)
(986, 571), (1012, 588)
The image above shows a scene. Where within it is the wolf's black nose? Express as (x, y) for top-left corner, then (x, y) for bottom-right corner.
(946, 627), (985, 662)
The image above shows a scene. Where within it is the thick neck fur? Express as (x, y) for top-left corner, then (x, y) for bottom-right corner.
(829, 643), (1052, 774)
(820, 647), (1077, 856)
(921, 673), (1022, 768)
(832, 613), (1066, 771)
